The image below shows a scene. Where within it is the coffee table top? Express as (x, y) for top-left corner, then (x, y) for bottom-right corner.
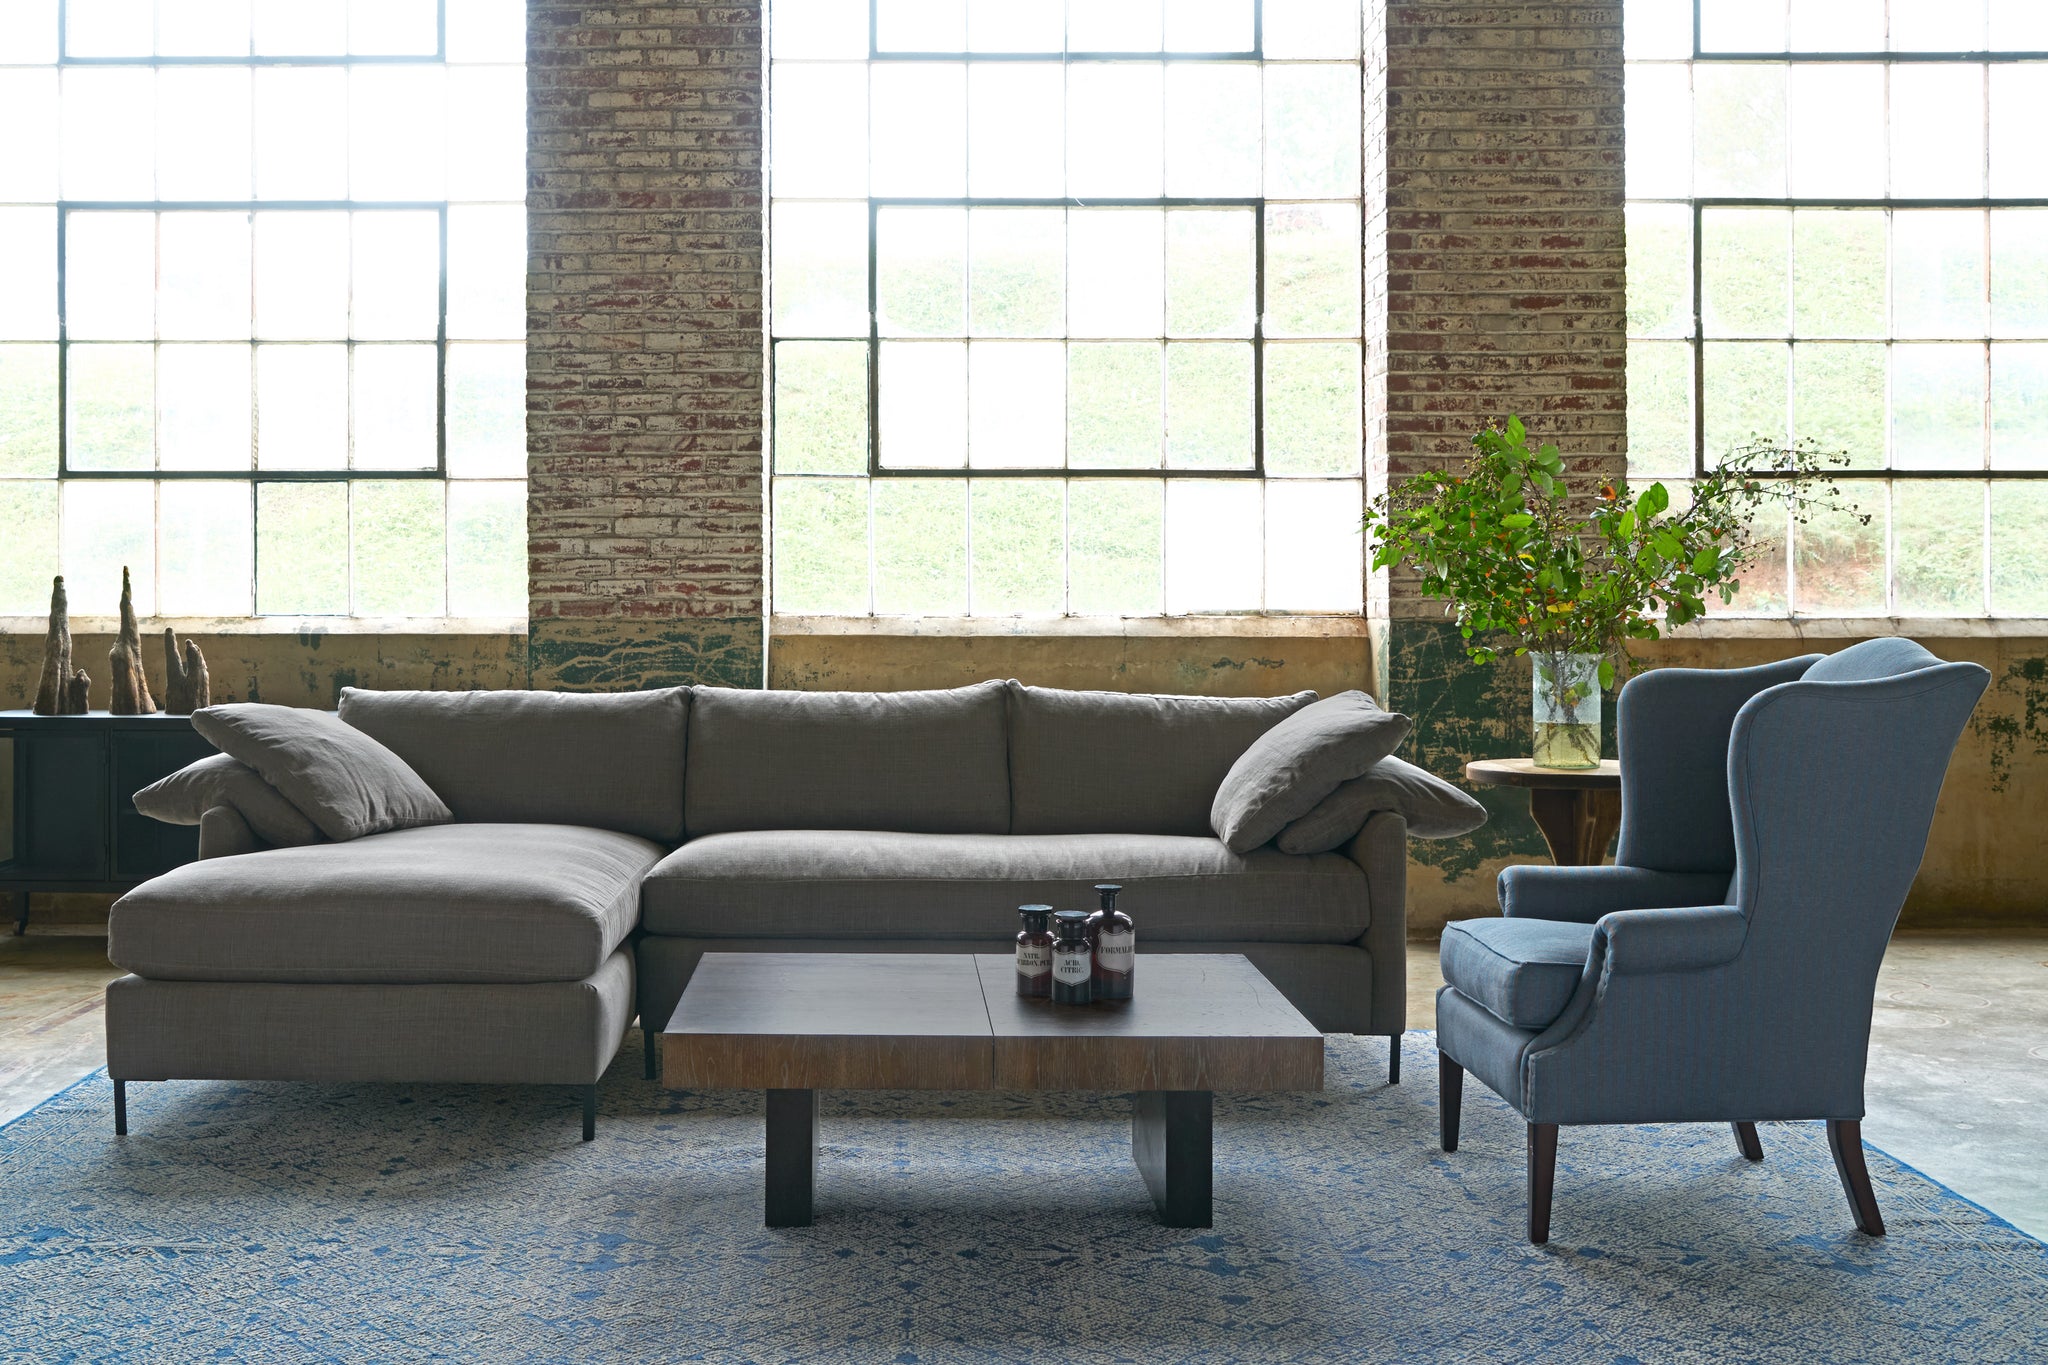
(661, 952), (1323, 1094)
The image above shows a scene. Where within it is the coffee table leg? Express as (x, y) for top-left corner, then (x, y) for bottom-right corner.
(765, 1088), (818, 1227)
(1132, 1090), (1212, 1228)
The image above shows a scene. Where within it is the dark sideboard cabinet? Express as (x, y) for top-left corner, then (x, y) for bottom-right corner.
(0, 711), (214, 934)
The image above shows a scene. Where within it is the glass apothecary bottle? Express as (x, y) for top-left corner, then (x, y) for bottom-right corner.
(1015, 904), (1054, 998)
(1092, 883), (1133, 1001)
(1051, 910), (1094, 1005)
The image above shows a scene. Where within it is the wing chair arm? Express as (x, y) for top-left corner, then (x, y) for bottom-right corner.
(1593, 904), (1747, 975)
(1499, 864), (1733, 923)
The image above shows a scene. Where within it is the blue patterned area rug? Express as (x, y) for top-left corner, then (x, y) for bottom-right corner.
(4, 1034), (2046, 1364)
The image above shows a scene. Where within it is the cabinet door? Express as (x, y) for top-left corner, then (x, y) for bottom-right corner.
(113, 731), (213, 881)
(16, 733), (109, 881)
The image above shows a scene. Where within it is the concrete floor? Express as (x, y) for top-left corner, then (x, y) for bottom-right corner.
(5, 931), (2044, 1239)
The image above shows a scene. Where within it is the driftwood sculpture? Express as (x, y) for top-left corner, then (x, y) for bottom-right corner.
(64, 669), (90, 715)
(108, 566), (156, 716)
(32, 576), (71, 715)
(162, 629), (210, 714)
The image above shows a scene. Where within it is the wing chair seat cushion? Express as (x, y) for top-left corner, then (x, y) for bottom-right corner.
(1440, 916), (1595, 1030)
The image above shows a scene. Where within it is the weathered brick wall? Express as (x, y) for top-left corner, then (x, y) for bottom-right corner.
(1364, 0), (1628, 620)
(525, 2), (767, 689)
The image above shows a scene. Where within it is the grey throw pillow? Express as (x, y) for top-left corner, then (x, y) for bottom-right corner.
(132, 752), (325, 849)
(1210, 691), (1413, 853)
(191, 703), (451, 843)
(1275, 756), (1489, 854)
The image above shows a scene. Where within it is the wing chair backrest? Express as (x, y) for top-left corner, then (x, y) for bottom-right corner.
(1613, 656), (1821, 874)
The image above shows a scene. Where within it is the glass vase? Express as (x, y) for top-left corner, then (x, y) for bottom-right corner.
(1532, 650), (1602, 769)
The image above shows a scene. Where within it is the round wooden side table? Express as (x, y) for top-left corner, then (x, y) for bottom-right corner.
(1464, 758), (1622, 867)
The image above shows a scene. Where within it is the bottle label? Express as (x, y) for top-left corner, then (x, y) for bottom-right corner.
(1016, 943), (1051, 976)
(1053, 948), (1092, 986)
(1096, 930), (1134, 974)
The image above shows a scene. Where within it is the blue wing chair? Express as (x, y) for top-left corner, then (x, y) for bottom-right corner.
(1434, 638), (1989, 1244)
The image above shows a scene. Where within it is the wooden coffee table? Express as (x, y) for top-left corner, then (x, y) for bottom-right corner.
(661, 952), (1324, 1229)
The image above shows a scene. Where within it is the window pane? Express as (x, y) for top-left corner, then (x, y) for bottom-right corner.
(446, 65), (527, 201)
(1703, 341), (1788, 454)
(968, 341), (1063, 467)
(873, 478), (967, 613)
(446, 342), (526, 477)
(968, 0), (1060, 51)
(0, 209), (57, 341)
(66, 0), (149, 58)
(349, 0), (439, 55)
(352, 480), (446, 615)
(1068, 0), (1161, 51)
(771, 0), (869, 59)
(1264, 64), (1360, 199)
(1991, 210), (2048, 339)
(256, 480), (349, 614)
(61, 478), (155, 615)
(870, 64), (966, 196)
(1893, 211), (1986, 340)
(1792, 343), (1886, 467)
(1627, 339), (1693, 478)
(1266, 203), (1360, 338)
(66, 344), (154, 471)
(1265, 479), (1361, 611)
(773, 476), (870, 614)
(1263, 342), (1360, 476)
(1891, 344), (1986, 470)
(1991, 343), (2048, 469)
(257, 343), (349, 470)
(1165, 64), (1259, 196)
(1788, 64), (1883, 198)
(1069, 209), (1164, 338)
(1892, 0), (1981, 49)
(350, 66), (446, 199)
(0, 71), (60, 203)
(352, 210), (442, 342)
(877, 0), (965, 51)
(1891, 66), (1985, 198)
(1989, 66), (2048, 198)
(968, 207), (1063, 338)
(447, 480), (526, 616)
(447, 0), (527, 63)
(773, 341), (866, 475)
(65, 212), (154, 341)
(1789, 0), (1883, 49)
(255, 211), (350, 340)
(1165, 479), (1259, 612)
(1069, 478), (1162, 614)
(1625, 63), (1691, 201)
(159, 212), (252, 341)
(1167, 209), (1254, 338)
(157, 68), (251, 200)
(877, 206), (966, 337)
(352, 345), (438, 469)
(254, 67), (347, 200)
(1165, 342), (1252, 468)
(1165, 0), (1252, 51)
(1068, 342), (1162, 468)
(62, 67), (154, 199)
(1067, 62), (1163, 199)
(1700, 0), (1786, 50)
(772, 63), (867, 198)
(252, 0), (344, 55)
(1792, 209), (1886, 338)
(1791, 481), (1886, 614)
(969, 479), (1064, 614)
(967, 64), (1062, 196)
(158, 344), (252, 471)
(879, 341), (966, 466)
(0, 481), (59, 614)
(1991, 482), (2048, 613)
(1893, 481), (1985, 615)
(0, 345), (58, 477)
(448, 205), (524, 340)
(159, 481), (253, 616)
(1693, 65), (1785, 198)
(1264, 0), (1361, 58)
(1702, 208), (1789, 339)
(1991, 0), (2048, 48)
(771, 201), (868, 337)
(0, 1), (59, 63)
(1627, 203), (1691, 338)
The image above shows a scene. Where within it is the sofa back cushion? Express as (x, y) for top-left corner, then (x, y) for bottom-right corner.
(338, 686), (690, 843)
(1006, 684), (1317, 835)
(684, 681), (1011, 835)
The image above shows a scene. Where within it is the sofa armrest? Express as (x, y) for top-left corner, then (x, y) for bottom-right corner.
(1499, 864), (1732, 924)
(1341, 808), (1408, 1037)
(1594, 904), (1746, 975)
(197, 804), (259, 860)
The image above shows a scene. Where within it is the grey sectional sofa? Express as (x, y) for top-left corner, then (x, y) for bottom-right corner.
(107, 681), (1410, 1136)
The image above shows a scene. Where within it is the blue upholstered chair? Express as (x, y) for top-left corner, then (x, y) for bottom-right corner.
(1435, 638), (1989, 1244)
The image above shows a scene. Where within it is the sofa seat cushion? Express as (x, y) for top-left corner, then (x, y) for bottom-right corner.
(110, 824), (664, 985)
(639, 830), (1369, 943)
(1439, 916), (1594, 1031)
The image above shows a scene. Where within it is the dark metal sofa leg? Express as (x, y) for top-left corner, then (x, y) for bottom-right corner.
(1827, 1119), (1885, 1236)
(1527, 1122), (1558, 1245)
(1438, 1053), (1463, 1152)
(1387, 1034), (1401, 1085)
(581, 1085), (598, 1142)
(643, 1024), (658, 1080)
(1731, 1121), (1764, 1161)
(113, 1080), (127, 1136)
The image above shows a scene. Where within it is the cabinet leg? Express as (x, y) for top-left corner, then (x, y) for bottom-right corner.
(1132, 1090), (1213, 1228)
(765, 1088), (818, 1227)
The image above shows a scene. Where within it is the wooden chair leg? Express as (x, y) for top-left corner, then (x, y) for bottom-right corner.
(1731, 1121), (1764, 1162)
(1827, 1119), (1885, 1236)
(1438, 1053), (1463, 1153)
(1527, 1122), (1558, 1245)
(1387, 1034), (1401, 1085)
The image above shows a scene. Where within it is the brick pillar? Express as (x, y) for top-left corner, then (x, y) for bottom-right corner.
(525, 3), (767, 690)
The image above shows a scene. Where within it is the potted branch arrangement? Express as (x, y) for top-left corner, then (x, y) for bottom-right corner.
(1361, 416), (1861, 769)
